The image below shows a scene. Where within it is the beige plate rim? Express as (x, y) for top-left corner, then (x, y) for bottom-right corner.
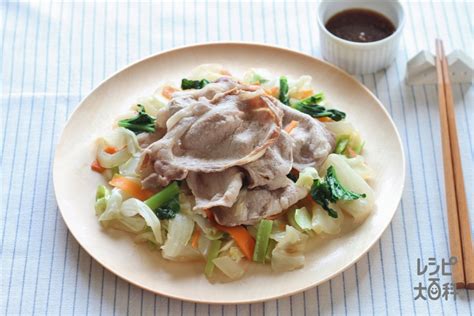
(53, 42), (406, 304)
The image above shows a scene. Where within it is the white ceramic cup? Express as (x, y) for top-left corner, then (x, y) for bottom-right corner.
(318, 0), (405, 75)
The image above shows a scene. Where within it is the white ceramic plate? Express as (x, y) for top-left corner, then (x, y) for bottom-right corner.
(53, 43), (405, 304)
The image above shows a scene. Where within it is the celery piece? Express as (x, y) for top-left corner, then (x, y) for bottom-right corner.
(205, 239), (222, 277)
(144, 182), (180, 211)
(252, 219), (273, 263)
(95, 185), (109, 201)
(335, 135), (350, 154)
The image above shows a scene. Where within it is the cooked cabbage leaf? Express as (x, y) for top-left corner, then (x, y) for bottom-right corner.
(310, 166), (366, 218)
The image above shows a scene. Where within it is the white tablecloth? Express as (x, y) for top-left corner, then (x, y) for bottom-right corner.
(1, 1), (473, 315)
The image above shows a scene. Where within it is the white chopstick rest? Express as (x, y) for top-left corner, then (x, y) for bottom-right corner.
(406, 49), (474, 85)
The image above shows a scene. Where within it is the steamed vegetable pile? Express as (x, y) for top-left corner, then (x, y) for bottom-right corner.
(92, 65), (375, 281)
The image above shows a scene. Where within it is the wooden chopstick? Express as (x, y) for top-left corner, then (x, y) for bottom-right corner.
(435, 39), (474, 289)
(435, 39), (464, 288)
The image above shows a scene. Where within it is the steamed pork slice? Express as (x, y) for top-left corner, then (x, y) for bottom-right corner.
(168, 78), (256, 116)
(212, 179), (308, 226)
(275, 100), (335, 170)
(242, 130), (293, 190)
(139, 83), (283, 188)
(187, 167), (243, 210)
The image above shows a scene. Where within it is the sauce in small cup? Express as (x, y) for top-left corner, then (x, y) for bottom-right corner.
(318, 1), (405, 74)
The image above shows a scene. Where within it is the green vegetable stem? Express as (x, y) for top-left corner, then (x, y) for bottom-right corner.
(291, 93), (346, 121)
(118, 104), (156, 134)
(279, 76), (290, 105)
(144, 182), (180, 219)
(253, 219), (273, 263)
(205, 239), (222, 277)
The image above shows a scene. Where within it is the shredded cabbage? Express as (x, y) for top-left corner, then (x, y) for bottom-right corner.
(213, 256), (245, 280)
(289, 207), (312, 231)
(188, 64), (231, 81)
(311, 203), (344, 235)
(97, 128), (141, 168)
(193, 215), (224, 240)
(118, 155), (141, 177)
(242, 68), (271, 85)
(135, 94), (167, 117)
(161, 213), (194, 259)
(341, 155), (375, 180)
(320, 154), (375, 223)
(121, 198), (163, 244)
(296, 167), (319, 191)
(325, 121), (363, 151)
(98, 189), (123, 222)
(271, 225), (308, 272)
(288, 75), (313, 98)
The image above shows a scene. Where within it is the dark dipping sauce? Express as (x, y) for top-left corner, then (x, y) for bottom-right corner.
(325, 9), (396, 43)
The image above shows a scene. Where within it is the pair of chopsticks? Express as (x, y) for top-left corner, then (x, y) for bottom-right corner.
(435, 39), (473, 290)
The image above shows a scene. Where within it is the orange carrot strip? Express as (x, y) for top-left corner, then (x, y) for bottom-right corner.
(91, 159), (105, 173)
(265, 87), (279, 97)
(214, 224), (255, 260)
(162, 86), (178, 99)
(317, 117), (333, 123)
(204, 209), (256, 260)
(346, 147), (357, 158)
(284, 120), (299, 134)
(104, 146), (118, 154)
(191, 228), (201, 249)
(109, 175), (154, 201)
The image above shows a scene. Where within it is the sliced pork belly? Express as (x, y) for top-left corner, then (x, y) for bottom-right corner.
(139, 81), (282, 188)
(242, 130), (293, 190)
(274, 100), (335, 170)
(187, 167), (243, 210)
(212, 178), (308, 226)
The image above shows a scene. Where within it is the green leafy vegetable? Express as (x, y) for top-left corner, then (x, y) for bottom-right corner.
(291, 93), (346, 121)
(253, 219), (273, 263)
(310, 166), (366, 218)
(145, 181), (180, 212)
(154, 195), (180, 220)
(181, 78), (210, 90)
(279, 76), (289, 105)
(334, 135), (350, 154)
(118, 105), (156, 134)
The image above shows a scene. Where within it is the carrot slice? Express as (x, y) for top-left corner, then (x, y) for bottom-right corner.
(214, 224), (255, 260)
(265, 87), (279, 97)
(104, 146), (118, 154)
(162, 86), (178, 99)
(317, 117), (333, 123)
(191, 228), (201, 249)
(284, 120), (299, 134)
(204, 209), (256, 260)
(91, 159), (105, 173)
(109, 175), (155, 201)
(346, 147), (357, 158)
